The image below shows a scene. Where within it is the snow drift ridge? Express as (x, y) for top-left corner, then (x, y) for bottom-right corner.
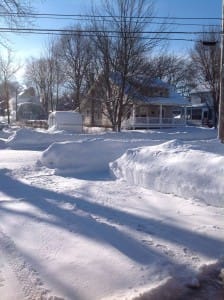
(110, 139), (224, 207)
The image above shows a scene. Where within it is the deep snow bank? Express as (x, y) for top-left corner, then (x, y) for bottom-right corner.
(5, 128), (80, 150)
(110, 139), (224, 207)
(0, 128), (15, 148)
(39, 138), (155, 176)
(5, 127), (157, 150)
(4, 126), (217, 150)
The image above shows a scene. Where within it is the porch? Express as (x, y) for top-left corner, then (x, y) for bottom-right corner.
(122, 116), (186, 129)
(122, 104), (187, 129)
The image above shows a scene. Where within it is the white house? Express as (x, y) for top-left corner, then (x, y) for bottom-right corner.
(187, 88), (215, 127)
(81, 74), (189, 129)
(9, 87), (46, 121)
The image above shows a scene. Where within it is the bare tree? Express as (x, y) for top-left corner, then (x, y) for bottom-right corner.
(25, 57), (52, 113)
(25, 38), (66, 113)
(91, 0), (168, 131)
(0, 50), (20, 123)
(0, 1), (33, 46)
(57, 26), (94, 111)
(146, 54), (197, 97)
(44, 38), (65, 111)
(0, 1), (32, 18)
(191, 27), (220, 127)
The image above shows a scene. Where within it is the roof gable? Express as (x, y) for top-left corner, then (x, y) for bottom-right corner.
(110, 72), (189, 106)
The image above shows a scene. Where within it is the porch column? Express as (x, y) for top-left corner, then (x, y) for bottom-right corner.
(184, 105), (187, 125)
(132, 104), (136, 130)
(159, 104), (163, 126)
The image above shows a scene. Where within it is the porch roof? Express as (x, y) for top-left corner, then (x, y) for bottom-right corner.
(132, 90), (189, 106)
(145, 93), (189, 106)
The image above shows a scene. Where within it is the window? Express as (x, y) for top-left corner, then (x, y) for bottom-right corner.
(192, 108), (202, 120)
(140, 106), (147, 117)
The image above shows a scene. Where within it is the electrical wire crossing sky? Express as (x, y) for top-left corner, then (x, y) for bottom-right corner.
(0, 0), (221, 61)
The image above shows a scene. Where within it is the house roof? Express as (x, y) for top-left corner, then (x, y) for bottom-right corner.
(149, 94), (189, 106)
(110, 72), (189, 106)
(148, 86), (190, 106)
(190, 85), (211, 94)
(9, 87), (41, 109)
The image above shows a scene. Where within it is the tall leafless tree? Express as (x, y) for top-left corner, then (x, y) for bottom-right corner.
(0, 1), (33, 47)
(146, 54), (197, 97)
(191, 27), (220, 127)
(0, 50), (20, 123)
(91, 0), (168, 131)
(25, 38), (65, 113)
(57, 26), (94, 111)
(44, 38), (65, 111)
(25, 57), (53, 113)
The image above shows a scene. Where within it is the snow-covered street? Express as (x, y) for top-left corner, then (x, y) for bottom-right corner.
(0, 126), (224, 299)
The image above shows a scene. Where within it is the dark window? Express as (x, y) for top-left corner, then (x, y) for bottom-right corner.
(192, 109), (202, 120)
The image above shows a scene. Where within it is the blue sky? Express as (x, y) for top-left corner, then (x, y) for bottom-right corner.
(4, 0), (221, 62)
(156, 0), (221, 18)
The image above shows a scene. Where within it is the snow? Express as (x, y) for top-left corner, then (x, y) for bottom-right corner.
(110, 139), (224, 207)
(40, 139), (158, 177)
(48, 111), (83, 132)
(0, 125), (224, 300)
(110, 73), (189, 106)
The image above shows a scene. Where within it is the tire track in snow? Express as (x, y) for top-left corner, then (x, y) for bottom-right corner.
(0, 230), (64, 300)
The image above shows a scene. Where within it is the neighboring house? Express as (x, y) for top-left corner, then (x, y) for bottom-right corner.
(9, 87), (47, 121)
(81, 73), (189, 129)
(17, 102), (46, 121)
(187, 89), (215, 127)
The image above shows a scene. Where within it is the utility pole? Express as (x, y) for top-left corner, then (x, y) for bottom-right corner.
(15, 87), (18, 122)
(219, 0), (224, 142)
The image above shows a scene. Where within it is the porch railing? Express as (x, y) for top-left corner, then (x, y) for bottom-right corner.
(122, 116), (186, 129)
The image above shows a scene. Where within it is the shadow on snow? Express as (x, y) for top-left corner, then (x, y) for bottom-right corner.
(0, 167), (223, 297)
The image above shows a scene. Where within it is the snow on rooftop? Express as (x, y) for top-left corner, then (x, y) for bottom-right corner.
(110, 72), (188, 106)
(147, 92), (189, 106)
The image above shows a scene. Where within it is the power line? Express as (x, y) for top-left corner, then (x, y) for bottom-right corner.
(0, 27), (221, 35)
(0, 12), (221, 21)
(0, 12), (220, 38)
(0, 12), (220, 45)
(2, 14), (222, 28)
(0, 28), (199, 42)
(0, 27), (209, 44)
